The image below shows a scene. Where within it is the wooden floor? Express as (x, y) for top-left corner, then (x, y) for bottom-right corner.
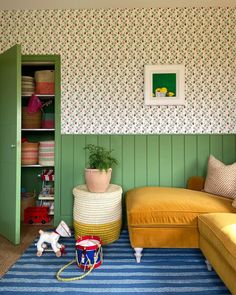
(0, 224), (52, 278)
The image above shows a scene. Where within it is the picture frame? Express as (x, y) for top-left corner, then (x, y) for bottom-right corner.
(144, 64), (185, 106)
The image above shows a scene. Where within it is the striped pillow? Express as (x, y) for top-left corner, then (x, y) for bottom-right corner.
(204, 155), (236, 199)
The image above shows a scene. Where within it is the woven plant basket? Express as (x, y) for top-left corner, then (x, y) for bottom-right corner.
(21, 142), (39, 165)
(22, 107), (42, 129)
(73, 184), (122, 245)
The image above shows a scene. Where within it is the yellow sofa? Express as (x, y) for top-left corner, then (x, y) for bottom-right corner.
(198, 213), (236, 295)
(126, 180), (236, 262)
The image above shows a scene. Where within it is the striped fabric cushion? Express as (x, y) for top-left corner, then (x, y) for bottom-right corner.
(204, 155), (236, 199)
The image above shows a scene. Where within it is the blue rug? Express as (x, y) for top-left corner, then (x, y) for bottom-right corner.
(0, 230), (231, 295)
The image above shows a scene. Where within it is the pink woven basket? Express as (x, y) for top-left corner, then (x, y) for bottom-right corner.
(21, 142), (39, 165)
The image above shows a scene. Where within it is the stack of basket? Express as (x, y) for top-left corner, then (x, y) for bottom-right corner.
(39, 141), (55, 166)
(22, 76), (35, 96)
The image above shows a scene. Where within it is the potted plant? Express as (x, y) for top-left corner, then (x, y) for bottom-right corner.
(84, 144), (118, 193)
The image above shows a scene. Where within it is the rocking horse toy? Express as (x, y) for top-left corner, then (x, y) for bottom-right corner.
(36, 220), (71, 257)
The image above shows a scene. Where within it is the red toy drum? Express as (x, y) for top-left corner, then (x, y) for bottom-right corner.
(75, 236), (102, 270)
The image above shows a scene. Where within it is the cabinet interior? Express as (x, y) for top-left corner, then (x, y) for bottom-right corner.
(21, 61), (55, 224)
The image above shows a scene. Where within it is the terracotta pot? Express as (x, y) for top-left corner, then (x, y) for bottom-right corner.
(85, 168), (112, 193)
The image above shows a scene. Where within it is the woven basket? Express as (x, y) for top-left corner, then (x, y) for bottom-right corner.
(21, 142), (39, 165)
(22, 107), (42, 129)
(39, 141), (55, 166)
(73, 184), (122, 245)
(35, 70), (55, 95)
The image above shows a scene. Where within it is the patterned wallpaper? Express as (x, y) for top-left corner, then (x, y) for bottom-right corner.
(0, 8), (235, 134)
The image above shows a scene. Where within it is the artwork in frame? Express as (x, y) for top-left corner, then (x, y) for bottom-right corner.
(144, 65), (185, 106)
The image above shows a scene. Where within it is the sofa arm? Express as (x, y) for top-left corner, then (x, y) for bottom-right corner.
(187, 176), (205, 191)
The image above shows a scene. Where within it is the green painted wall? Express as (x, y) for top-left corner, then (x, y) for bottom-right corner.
(57, 134), (236, 225)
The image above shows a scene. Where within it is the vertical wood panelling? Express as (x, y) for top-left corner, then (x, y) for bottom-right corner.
(74, 135), (86, 187)
(98, 135), (110, 150)
(60, 135), (74, 217)
(134, 135), (147, 187)
(172, 135), (185, 187)
(122, 135), (135, 192)
(197, 135), (210, 177)
(222, 135), (236, 164)
(111, 135), (123, 185)
(159, 135), (172, 187)
(59, 134), (236, 224)
(210, 135), (223, 161)
(147, 135), (159, 186)
(184, 135), (197, 184)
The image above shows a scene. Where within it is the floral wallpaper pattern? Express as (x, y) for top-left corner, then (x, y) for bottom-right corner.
(0, 8), (235, 134)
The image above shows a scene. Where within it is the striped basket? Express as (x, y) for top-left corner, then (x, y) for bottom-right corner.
(38, 141), (55, 166)
(35, 70), (55, 95)
(22, 107), (42, 129)
(21, 142), (39, 165)
(73, 184), (122, 245)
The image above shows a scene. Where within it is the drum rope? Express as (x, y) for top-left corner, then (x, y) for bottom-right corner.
(56, 246), (101, 282)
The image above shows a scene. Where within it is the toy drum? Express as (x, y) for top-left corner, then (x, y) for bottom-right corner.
(76, 236), (102, 270)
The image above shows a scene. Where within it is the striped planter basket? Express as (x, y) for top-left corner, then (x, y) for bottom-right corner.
(73, 184), (122, 245)
(39, 141), (55, 166)
(22, 107), (42, 129)
(21, 142), (39, 165)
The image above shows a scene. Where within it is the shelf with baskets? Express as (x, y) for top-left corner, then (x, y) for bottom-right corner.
(21, 62), (57, 225)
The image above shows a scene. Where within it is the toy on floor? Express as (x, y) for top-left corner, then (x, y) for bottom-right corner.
(36, 220), (71, 257)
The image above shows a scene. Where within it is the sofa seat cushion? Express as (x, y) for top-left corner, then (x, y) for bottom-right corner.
(126, 187), (236, 227)
(198, 213), (236, 272)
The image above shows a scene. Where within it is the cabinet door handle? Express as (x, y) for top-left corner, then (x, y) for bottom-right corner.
(11, 144), (16, 148)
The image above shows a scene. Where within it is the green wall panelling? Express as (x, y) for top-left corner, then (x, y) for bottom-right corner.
(60, 135), (74, 223)
(74, 135), (86, 187)
(159, 135), (172, 187)
(222, 135), (235, 164)
(172, 135), (185, 187)
(134, 135), (147, 187)
(110, 135), (123, 185)
(147, 135), (159, 186)
(59, 134), (236, 225)
(197, 135), (210, 177)
(184, 135), (197, 184)
(210, 135), (223, 161)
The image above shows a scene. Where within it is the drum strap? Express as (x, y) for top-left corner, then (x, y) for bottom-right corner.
(56, 245), (101, 282)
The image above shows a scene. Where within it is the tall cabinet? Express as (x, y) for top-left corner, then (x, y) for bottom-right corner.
(0, 45), (61, 245)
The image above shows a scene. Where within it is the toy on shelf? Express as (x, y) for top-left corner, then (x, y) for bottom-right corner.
(24, 206), (52, 224)
(38, 169), (55, 215)
(36, 220), (71, 257)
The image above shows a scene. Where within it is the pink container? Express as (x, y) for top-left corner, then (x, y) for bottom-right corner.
(85, 168), (112, 193)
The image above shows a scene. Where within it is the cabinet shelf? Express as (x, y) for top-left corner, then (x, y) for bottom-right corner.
(38, 195), (54, 200)
(22, 129), (55, 131)
(21, 165), (54, 168)
(22, 94), (54, 98)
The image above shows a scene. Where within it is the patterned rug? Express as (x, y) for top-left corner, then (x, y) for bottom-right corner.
(0, 230), (230, 294)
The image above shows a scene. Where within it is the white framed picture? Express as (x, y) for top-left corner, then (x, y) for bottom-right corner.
(144, 64), (185, 106)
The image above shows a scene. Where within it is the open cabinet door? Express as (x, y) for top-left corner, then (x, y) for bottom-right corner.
(0, 45), (21, 244)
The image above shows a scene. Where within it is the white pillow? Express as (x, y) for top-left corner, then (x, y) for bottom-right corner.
(204, 155), (236, 199)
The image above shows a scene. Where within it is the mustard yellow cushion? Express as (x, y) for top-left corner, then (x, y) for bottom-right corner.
(198, 213), (236, 272)
(126, 187), (236, 227)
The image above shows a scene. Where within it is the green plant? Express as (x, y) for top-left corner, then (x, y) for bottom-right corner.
(84, 144), (118, 171)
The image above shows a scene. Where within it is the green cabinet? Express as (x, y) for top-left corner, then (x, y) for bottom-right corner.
(0, 45), (61, 244)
